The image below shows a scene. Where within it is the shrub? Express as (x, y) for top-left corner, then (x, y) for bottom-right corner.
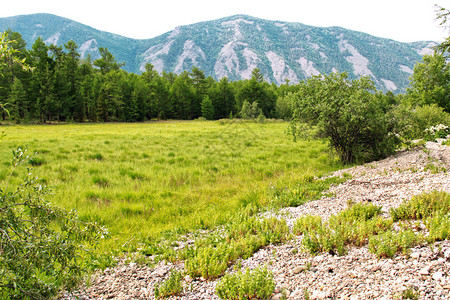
(290, 72), (400, 164)
(390, 104), (450, 140)
(216, 267), (275, 300)
(424, 124), (450, 140)
(425, 212), (450, 242)
(0, 147), (106, 299)
(185, 213), (289, 280)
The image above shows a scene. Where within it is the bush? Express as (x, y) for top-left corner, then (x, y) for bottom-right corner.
(390, 104), (450, 140)
(290, 72), (400, 164)
(0, 147), (106, 299)
(216, 267), (275, 300)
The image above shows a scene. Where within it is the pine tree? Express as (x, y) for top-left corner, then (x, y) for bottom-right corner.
(201, 95), (214, 120)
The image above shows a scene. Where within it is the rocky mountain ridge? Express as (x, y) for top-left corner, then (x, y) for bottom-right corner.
(0, 13), (437, 92)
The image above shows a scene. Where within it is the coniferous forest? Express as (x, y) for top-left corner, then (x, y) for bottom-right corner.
(0, 30), (304, 123)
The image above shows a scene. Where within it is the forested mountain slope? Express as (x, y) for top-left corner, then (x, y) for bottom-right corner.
(0, 13), (436, 92)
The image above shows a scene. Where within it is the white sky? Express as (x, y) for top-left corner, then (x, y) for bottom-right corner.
(2, 0), (449, 42)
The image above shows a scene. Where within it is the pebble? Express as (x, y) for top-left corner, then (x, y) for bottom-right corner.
(59, 142), (450, 299)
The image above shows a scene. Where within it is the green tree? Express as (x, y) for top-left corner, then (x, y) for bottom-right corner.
(208, 77), (236, 119)
(7, 78), (28, 121)
(406, 53), (450, 112)
(190, 66), (208, 119)
(93, 47), (124, 75)
(236, 69), (276, 117)
(201, 95), (215, 120)
(435, 5), (450, 56)
(290, 72), (399, 164)
(240, 100), (252, 119)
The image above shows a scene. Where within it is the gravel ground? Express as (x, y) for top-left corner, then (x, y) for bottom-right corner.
(61, 141), (450, 299)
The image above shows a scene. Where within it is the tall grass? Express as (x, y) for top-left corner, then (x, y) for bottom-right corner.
(0, 121), (342, 251)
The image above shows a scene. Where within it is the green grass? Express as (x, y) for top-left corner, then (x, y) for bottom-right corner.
(0, 121), (342, 252)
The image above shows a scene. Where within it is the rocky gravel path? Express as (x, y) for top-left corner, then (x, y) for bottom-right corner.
(61, 141), (450, 299)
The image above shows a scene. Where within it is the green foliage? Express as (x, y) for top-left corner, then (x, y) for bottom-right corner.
(399, 286), (419, 300)
(368, 229), (420, 258)
(0, 147), (106, 299)
(201, 95), (215, 120)
(425, 212), (450, 242)
(184, 211), (289, 280)
(296, 203), (391, 256)
(390, 191), (450, 221)
(290, 72), (400, 164)
(406, 53), (450, 112)
(154, 269), (184, 299)
(215, 267), (275, 300)
(275, 95), (293, 120)
(390, 104), (450, 140)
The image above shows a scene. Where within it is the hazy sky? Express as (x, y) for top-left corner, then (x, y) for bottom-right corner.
(2, 0), (449, 42)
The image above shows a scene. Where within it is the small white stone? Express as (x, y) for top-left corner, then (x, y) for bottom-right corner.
(432, 272), (443, 281)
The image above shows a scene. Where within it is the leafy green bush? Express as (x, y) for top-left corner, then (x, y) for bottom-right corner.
(216, 267), (275, 300)
(424, 124), (450, 140)
(390, 104), (450, 140)
(290, 72), (400, 163)
(293, 215), (322, 235)
(154, 269), (184, 299)
(0, 147), (106, 299)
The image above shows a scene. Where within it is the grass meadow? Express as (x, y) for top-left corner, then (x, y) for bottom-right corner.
(0, 120), (342, 252)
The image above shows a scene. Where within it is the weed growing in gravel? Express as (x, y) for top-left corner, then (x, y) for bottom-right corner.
(296, 191), (450, 259)
(215, 266), (275, 300)
(154, 269), (184, 299)
(390, 191), (450, 221)
(368, 229), (420, 258)
(294, 203), (391, 255)
(398, 286), (419, 300)
(184, 211), (290, 279)
(425, 212), (450, 243)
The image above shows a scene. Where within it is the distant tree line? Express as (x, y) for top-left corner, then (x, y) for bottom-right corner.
(0, 28), (448, 126)
(0, 30), (302, 123)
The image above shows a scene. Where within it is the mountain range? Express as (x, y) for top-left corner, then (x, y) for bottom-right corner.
(0, 13), (437, 93)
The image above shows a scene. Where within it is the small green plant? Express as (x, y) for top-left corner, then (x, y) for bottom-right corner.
(424, 162), (446, 174)
(296, 203), (391, 256)
(368, 229), (420, 258)
(154, 269), (184, 299)
(425, 212), (450, 243)
(424, 124), (450, 141)
(390, 191), (450, 221)
(185, 213), (290, 280)
(399, 286), (419, 300)
(215, 266), (275, 300)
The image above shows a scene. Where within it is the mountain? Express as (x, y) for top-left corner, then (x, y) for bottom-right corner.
(0, 13), (437, 93)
